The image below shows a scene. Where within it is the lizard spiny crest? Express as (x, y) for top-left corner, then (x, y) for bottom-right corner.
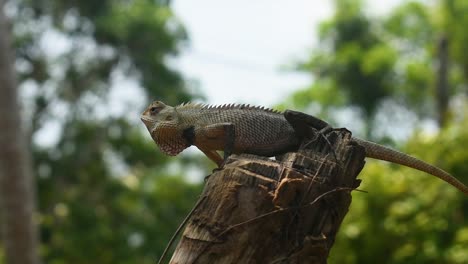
(176, 102), (282, 114)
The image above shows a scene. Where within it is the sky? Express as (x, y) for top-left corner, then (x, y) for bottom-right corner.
(172, 0), (407, 106)
(33, 0), (409, 147)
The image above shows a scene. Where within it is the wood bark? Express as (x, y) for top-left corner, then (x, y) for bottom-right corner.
(0, 3), (41, 264)
(170, 128), (365, 264)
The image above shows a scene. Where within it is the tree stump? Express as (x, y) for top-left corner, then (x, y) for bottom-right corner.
(169, 128), (365, 264)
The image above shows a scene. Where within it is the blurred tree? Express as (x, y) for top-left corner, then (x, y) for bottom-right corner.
(383, 0), (468, 128)
(289, 0), (464, 140)
(284, 0), (468, 263)
(435, 0), (468, 126)
(329, 113), (468, 263)
(441, 0), (468, 83)
(287, 0), (468, 139)
(2, 0), (204, 263)
(0, 2), (40, 263)
(291, 0), (397, 139)
(435, 35), (449, 127)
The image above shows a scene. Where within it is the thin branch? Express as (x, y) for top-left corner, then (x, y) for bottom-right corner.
(157, 195), (207, 264)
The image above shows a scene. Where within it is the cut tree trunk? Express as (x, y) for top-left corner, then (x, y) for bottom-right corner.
(169, 128), (365, 264)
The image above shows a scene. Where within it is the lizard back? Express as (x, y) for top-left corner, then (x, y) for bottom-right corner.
(175, 103), (300, 156)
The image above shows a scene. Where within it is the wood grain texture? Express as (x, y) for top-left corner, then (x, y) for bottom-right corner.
(170, 128), (365, 264)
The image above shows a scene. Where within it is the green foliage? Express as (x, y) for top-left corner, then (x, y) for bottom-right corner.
(289, 0), (468, 138)
(6, 0), (204, 262)
(94, 0), (189, 101)
(329, 112), (468, 263)
(294, 82), (346, 109)
(39, 172), (202, 264)
(4, 0), (467, 262)
(295, 0), (397, 126)
(287, 0), (468, 262)
(19, 0), (191, 104)
(288, 0), (467, 140)
(382, 2), (437, 113)
(384, 2), (433, 46)
(441, 0), (468, 84)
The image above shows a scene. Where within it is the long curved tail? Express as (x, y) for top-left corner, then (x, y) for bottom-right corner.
(353, 138), (468, 195)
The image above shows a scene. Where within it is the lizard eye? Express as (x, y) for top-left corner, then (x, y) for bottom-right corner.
(150, 107), (160, 114)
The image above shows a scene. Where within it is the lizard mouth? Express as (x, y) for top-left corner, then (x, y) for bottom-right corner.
(140, 115), (157, 128)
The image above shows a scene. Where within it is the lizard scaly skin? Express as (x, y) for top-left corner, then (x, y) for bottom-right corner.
(141, 101), (468, 195)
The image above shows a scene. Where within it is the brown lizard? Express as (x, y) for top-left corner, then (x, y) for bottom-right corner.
(140, 100), (468, 195)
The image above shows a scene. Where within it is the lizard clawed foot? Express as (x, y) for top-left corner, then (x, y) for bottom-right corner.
(206, 163), (225, 181)
(211, 166), (224, 173)
(211, 160), (227, 174)
(204, 174), (212, 182)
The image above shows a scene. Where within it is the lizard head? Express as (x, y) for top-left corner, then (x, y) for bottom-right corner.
(141, 100), (187, 156)
(140, 101), (178, 132)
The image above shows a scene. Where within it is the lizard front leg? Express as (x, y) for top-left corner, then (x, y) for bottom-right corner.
(198, 148), (224, 167)
(194, 123), (235, 168)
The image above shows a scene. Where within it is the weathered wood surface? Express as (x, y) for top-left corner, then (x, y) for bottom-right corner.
(170, 128), (365, 264)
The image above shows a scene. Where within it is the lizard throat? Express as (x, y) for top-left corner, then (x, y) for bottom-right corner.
(151, 125), (188, 156)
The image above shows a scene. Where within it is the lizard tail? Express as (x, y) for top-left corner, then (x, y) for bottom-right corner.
(353, 138), (468, 195)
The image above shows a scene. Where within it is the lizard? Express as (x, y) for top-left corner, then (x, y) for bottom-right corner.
(140, 100), (468, 195)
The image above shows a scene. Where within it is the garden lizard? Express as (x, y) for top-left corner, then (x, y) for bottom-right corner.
(140, 101), (468, 195)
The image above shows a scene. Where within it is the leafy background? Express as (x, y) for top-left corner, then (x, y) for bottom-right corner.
(0, 0), (467, 263)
